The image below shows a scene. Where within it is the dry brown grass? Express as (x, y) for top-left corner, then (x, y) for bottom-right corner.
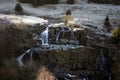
(0, 20), (37, 80)
(36, 66), (56, 80)
(0, 58), (20, 80)
(0, 24), (32, 60)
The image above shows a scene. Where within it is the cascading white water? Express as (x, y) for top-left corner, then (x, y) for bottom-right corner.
(40, 27), (49, 45)
(56, 31), (61, 42)
(29, 51), (33, 66)
(17, 53), (26, 67)
(62, 28), (65, 39)
(17, 49), (32, 67)
(56, 27), (65, 42)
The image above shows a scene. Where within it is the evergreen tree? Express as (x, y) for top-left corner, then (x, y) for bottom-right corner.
(104, 15), (111, 32)
(15, 3), (23, 13)
(104, 16), (111, 27)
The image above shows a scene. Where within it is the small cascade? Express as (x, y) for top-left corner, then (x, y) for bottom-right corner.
(17, 49), (32, 67)
(96, 52), (112, 80)
(16, 23), (82, 67)
(96, 53), (106, 71)
(17, 53), (26, 67)
(56, 31), (61, 42)
(62, 28), (65, 39)
(36, 23), (80, 45)
(40, 27), (49, 45)
(29, 51), (33, 66)
(64, 73), (76, 80)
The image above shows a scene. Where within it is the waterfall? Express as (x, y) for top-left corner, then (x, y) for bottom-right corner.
(17, 49), (32, 67)
(29, 51), (33, 66)
(56, 31), (61, 42)
(55, 27), (77, 44)
(17, 53), (26, 67)
(56, 27), (65, 42)
(96, 53), (106, 71)
(40, 27), (49, 45)
(62, 30), (65, 39)
(61, 27), (65, 39)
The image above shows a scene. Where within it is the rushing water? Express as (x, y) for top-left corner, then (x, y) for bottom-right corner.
(56, 31), (61, 42)
(96, 52), (112, 80)
(96, 53), (106, 71)
(17, 49), (31, 67)
(17, 24), (80, 67)
(56, 27), (65, 42)
(55, 27), (76, 43)
(40, 27), (49, 45)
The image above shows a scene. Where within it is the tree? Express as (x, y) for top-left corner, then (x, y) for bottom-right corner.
(104, 15), (111, 32)
(15, 3), (23, 14)
(111, 26), (120, 45)
(104, 16), (111, 26)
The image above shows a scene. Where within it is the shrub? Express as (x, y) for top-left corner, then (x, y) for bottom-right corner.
(104, 15), (111, 32)
(36, 66), (56, 80)
(111, 26), (120, 44)
(15, 3), (23, 13)
(0, 58), (38, 80)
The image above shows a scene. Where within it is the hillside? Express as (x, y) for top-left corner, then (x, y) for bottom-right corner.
(0, 1), (120, 80)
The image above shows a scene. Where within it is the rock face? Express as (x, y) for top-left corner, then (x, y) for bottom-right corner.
(18, 43), (119, 80)
(21, 22), (120, 80)
(16, 22), (117, 80)
(32, 22), (109, 46)
(48, 27), (81, 45)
